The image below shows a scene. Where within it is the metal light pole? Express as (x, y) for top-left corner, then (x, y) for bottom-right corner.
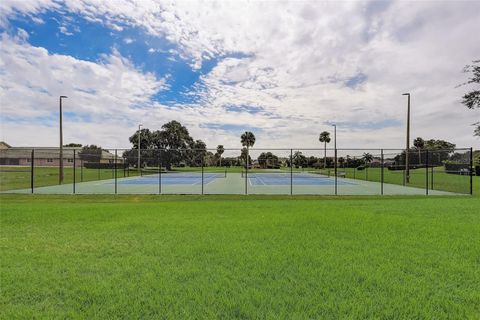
(138, 124), (142, 175)
(333, 124), (337, 195)
(403, 93), (411, 184)
(59, 95), (67, 184)
(332, 124), (336, 151)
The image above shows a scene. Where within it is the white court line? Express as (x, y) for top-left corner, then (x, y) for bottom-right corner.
(255, 175), (267, 186)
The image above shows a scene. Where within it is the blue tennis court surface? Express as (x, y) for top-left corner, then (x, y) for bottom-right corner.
(113, 172), (223, 185)
(247, 173), (357, 186)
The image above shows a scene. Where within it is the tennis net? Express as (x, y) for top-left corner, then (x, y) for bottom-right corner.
(137, 168), (227, 178)
(241, 170), (330, 179)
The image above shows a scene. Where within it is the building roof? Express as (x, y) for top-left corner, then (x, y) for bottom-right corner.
(0, 141), (12, 149)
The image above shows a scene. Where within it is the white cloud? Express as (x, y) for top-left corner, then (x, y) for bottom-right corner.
(16, 27), (29, 40)
(0, 0), (58, 27)
(0, 1), (479, 149)
(0, 34), (167, 147)
(59, 25), (73, 36)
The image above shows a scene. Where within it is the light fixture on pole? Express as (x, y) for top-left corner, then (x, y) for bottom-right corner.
(59, 95), (67, 184)
(402, 93), (411, 184)
(138, 124), (143, 175)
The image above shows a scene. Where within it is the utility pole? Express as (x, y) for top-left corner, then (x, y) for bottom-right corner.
(403, 93), (411, 184)
(59, 96), (67, 184)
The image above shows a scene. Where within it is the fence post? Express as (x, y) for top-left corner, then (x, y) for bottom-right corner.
(73, 149), (76, 194)
(158, 149), (162, 194)
(381, 149), (384, 195)
(431, 162), (434, 190)
(470, 147), (473, 195)
(31, 149), (34, 194)
(290, 149), (293, 195)
(245, 150), (248, 195)
(114, 149), (117, 194)
(334, 148), (337, 195)
(201, 154), (204, 195)
(81, 159), (83, 182)
(425, 149), (429, 195)
(353, 160), (356, 180)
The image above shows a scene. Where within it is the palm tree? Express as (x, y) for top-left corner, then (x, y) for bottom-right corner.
(240, 131), (256, 168)
(362, 152), (373, 180)
(319, 131), (331, 168)
(216, 145), (225, 166)
(362, 152), (373, 165)
(413, 137), (425, 165)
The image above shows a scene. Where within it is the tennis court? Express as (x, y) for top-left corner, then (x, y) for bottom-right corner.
(1, 147), (472, 195)
(111, 172), (224, 185)
(244, 171), (356, 186)
(3, 170), (457, 195)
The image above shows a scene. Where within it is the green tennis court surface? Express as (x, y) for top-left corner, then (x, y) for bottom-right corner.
(4, 171), (457, 195)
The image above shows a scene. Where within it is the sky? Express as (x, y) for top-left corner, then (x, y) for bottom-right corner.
(0, 0), (479, 151)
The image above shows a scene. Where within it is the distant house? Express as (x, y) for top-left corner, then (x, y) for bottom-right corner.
(0, 142), (119, 167)
(369, 158), (395, 167)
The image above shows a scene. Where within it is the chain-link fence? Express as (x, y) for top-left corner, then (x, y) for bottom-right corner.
(0, 147), (474, 195)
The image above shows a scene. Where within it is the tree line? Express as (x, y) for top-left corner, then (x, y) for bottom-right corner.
(67, 127), (461, 170)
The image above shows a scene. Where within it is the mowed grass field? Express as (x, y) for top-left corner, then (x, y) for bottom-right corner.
(323, 166), (473, 194)
(1, 195), (479, 318)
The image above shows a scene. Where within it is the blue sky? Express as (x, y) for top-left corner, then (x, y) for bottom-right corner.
(0, 1), (478, 149)
(2, 10), (218, 105)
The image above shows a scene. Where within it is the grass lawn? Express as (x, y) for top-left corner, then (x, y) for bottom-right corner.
(1, 195), (479, 318)
(0, 166), (134, 192)
(332, 166), (473, 194)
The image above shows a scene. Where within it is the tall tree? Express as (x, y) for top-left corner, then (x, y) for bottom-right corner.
(126, 121), (196, 170)
(216, 145), (225, 166)
(189, 139), (207, 166)
(413, 137), (425, 164)
(362, 152), (374, 180)
(424, 139), (456, 151)
(129, 128), (153, 150)
(78, 145), (103, 163)
(338, 157), (345, 168)
(319, 131), (331, 168)
(258, 152), (279, 169)
(154, 121), (195, 169)
(362, 152), (373, 165)
(292, 151), (307, 168)
(425, 139), (456, 165)
(64, 143), (82, 147)
(240, 131), (256, 167)
(240, 147), (251, 166)
(459, 60), (480, 136)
